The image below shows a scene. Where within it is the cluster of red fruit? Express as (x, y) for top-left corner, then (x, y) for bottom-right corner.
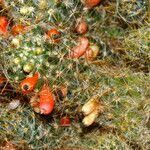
(0, 15), (99, 60)
(0, 16), (26, 35)
(1, 0), (101, 58)
(69, 0), (102, 59)
(20, 72), (54, 115)
(20, 72), (71, 126)
(47, 19), (99, 60)
(1, 0), (101, 126)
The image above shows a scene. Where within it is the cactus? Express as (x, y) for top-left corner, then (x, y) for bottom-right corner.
(0, 0), (150, 149)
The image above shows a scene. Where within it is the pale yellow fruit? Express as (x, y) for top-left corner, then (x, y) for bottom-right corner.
(23, 63), (34, 73)
(34, 47), (44, 55)
(20, 6), (34, 15)
(90, 44), (100, 58)
(14, 57), (21, 65)
(85, 44), (100, 61)
(82, 109), (99, 126)
(82, 96), (100, 116)
(11, 38), (20, 48)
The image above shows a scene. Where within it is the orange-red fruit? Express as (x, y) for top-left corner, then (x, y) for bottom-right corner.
(0, 77), (6, 85)
(39, 84), (55, 115)
(0, 77), (7, 84)
(20, 72), (40, 95)
(0, 77), (7, 91)
(60, 117), (71, 126)
(75, 19), (88, 34)
(47, 28), (61, 43)
(0, 26), (7, 34)
(82, 0), (101, 8)
(0, 16), (8, 27)
(0, 16), (8, 34)
(69, 37), (89, 58)
(11, 25), (25, 36)
(2, 141), (16, 150)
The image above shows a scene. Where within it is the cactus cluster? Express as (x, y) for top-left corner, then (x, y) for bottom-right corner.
(0, 0), (149, 149)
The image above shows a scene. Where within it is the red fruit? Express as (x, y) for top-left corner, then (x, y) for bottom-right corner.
(79, 37), (90, 49)
(82, 0), (101, 8)
(0, 77), (7, 84)
(2, 141), (16, 150)
(39, 83), (55, 115)
(75, 19), (88, 34)
(47, 28), (61, 43)
(0, 16), (8, 27)
(0, 26), (7, 34)
(60, 117), (71, 126)
(69, 37), (89, 58)
(0, 77), (7, 91)
(20, 72), (40, 95)
(11, 25), (25, 36)
(0, 16), (8, 34)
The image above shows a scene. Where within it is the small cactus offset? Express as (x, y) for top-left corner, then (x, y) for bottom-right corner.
(116, 0), (148, 24)
(124, 27), (150, 64)
(0, 0), (150, 150)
